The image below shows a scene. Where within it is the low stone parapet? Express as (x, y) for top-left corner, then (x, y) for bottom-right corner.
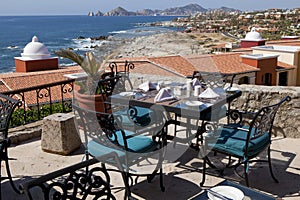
(231, 85), (300, 138)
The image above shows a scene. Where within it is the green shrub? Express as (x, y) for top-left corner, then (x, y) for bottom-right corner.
(10, 102), (72, 127)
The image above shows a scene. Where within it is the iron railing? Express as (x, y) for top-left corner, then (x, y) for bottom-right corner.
(1, 61), (134, 127)
(2, 79), (74, 127)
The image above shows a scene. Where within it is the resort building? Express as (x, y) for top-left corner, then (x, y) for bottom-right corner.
(252, 45), (300, 86)
(124, 52), (295, 86)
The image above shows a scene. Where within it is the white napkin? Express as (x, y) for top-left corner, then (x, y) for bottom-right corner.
(154, 88), (175, 103)
(138, 81), (156, 92)
(199, 87), (220, 99)
(192, 78), (201, 88)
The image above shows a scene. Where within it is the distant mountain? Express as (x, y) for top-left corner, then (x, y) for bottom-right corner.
(103, 6), (136, 16)
(136, 9), (157, 16)
(88, 3), (239, 16)
(210, 6), (239, 12)
(95, 10), (103, 16)
(161, 3), (207, 15)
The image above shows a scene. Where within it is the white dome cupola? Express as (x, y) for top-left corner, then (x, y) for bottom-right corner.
(21, 36), (51, 59)
(15, 35), (58, 73)
(244, 27), (262, 41)
(241, 27), (266, 48)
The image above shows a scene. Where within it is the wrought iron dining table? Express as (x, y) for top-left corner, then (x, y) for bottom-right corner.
(109, 86), (242, 146)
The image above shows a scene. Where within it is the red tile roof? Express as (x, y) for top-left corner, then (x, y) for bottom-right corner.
(0, 66), (81, 92)
(267, 39), (300, 46)
(117, 53), (260, 77)
(148, 56), (195, 77)
(277, 61), (295, 71)
(0, 66), (81, 106)
(185, 53), (259, 75)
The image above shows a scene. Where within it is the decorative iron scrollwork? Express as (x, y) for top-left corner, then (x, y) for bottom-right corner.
(20, 159), (116, 200)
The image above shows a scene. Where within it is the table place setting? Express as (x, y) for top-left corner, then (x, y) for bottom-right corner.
(199, 87), (220, 99)
(206, 185), (244, 200)
(138, 81), (157, 92)
(154, 88), (177, 103)
(130, 80), (230, 108)
(119, 91), (136, 97)
(118, 90), (150, 101)
(224, 86), (240, 93)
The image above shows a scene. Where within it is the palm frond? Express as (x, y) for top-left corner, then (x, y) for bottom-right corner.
(54, 49), (84, 65)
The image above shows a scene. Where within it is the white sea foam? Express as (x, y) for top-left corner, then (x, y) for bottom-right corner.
(109, 30), (127, 34)
(7, 45), (19, 49)
(71, 38), (107, 51)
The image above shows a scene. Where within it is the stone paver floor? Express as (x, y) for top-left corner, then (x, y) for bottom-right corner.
(1, 136), (300, 199)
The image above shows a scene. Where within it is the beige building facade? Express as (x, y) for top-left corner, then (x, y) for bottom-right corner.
(252, 45), (300, 86)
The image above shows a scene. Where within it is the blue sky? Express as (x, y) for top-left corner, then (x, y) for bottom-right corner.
(1, 0), (299, 16)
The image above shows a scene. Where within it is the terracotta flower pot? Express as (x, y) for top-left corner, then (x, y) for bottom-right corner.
(74, 89), (106, 113)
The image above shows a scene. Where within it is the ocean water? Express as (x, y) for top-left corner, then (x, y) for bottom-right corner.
(0, 15), (180, 73)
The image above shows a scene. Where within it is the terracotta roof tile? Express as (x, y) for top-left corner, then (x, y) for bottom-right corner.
(118, 54), (259, 78)
(184, 53), (259, 75)
(148, 55), (194, 77)
(277, 61), (295, 70)
(0, 66), (81, 92)
(112, 58), (182, 77)
(267, 39), (300, 46)
(0, 66), (81, 106)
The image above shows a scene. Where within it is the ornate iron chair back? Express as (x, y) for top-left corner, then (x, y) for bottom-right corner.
(192, 71), (228, 89)
(19, 157), (117, 200)
(245, 96), (291, 151)
(0, 93), (22, 196)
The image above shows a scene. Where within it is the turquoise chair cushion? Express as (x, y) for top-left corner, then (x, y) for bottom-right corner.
(114, 107), (152, 127)
(113, 130), (157, 153)
(207, 126), (271, 158)
(87, 140), (126, 158)
(87, 129), (157, 159)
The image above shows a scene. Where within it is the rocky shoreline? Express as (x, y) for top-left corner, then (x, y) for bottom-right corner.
(116, 32), (208, 57)
(101, 31), (233, 58)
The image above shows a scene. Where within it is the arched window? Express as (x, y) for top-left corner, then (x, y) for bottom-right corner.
(238, 76), (250, 84)
(264, 73), (272, 86)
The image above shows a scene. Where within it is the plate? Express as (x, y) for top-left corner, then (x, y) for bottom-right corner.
(207, 186), (244, 200)
(185, 100), (203, 107)
(119, 91), (135, 97)
(225, 87), (239, 92)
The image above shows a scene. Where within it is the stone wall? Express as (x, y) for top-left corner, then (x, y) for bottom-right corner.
(230, 85), (300, 138)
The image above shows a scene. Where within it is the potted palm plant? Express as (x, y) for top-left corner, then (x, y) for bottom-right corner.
(55, 49), (115, 112)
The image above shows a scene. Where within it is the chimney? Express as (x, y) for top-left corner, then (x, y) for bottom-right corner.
(14, 36), (58, 72)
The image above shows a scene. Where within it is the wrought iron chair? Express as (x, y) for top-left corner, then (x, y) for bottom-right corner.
(0, 93), (21, 196)
(104, 62), (155, 130)
(73, 103), (168, 199)
(200, 96), (291, 187)
(19, 157), (117, 200)
(73, 65), (169, 199)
